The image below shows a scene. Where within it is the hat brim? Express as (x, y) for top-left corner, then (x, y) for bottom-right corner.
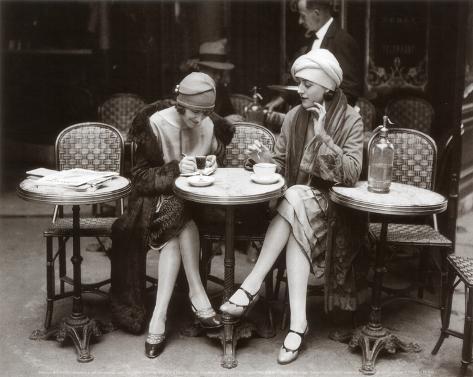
(197, 61), (235, 70)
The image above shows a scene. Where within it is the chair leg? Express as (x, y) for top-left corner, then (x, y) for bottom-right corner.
(259, 272), (276, 338)
(281, 284), (289, 330)
(45, 237), (55, 329)
(439, 248), (450, 322)
(461, 286), (473, 374)
(200, 238), (212, 289)
(432, 263), (456, 355)
(274, 257), (285, 300)
(417, 247), (428, 299)
(58, 237), (67, 294)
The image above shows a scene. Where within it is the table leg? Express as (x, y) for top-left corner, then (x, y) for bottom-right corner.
(221, 206), (238, 368)
(349, 222), (421, 375)
(56, 205), (101, 363)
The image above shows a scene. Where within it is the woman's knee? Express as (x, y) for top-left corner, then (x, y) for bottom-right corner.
(283, 185), (306, 203)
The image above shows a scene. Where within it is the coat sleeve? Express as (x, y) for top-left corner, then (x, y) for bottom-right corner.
(272, 108), (296, 176)
(131, 120), (180, 197)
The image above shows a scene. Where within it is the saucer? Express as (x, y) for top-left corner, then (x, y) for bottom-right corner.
(250, 173), (280, 185)
(187, 175), (215, 187)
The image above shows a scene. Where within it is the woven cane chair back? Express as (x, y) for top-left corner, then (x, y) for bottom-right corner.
(368, 127), (437, 190)
(55, 122), (124, 174)
(229, 94), (253, 117)
(223, 122), (276, 168)
(385, 97), (434, 134)
(98, 93), (146, 140)
(356, 97), (377, 132)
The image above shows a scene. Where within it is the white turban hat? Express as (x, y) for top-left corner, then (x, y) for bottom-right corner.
(291, 49), (343, 91)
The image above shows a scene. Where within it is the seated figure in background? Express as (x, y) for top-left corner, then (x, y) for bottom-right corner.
(109, 72), (235, 358)
(181, 38), (240, 121)
(221, 49), (367, 365)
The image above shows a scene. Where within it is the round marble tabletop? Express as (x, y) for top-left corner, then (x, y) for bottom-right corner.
(174, 167), (286, 205)
(330, 181), (447, 216)
(17, 176), (132, 206)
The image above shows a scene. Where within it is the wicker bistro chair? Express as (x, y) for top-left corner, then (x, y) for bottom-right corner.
(368, 127), (452, 311)
(41, 123), (126, 330)
(385, 96), (434, 134)
(98, 93), (146, 141)
(432, 255), (473, 375)
(223, 121), (276, 167)
(356, 97), (377, 132)
(229, 93), (253, 118)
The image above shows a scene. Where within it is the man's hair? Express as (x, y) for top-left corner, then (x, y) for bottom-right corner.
(290, 0), (334, 15)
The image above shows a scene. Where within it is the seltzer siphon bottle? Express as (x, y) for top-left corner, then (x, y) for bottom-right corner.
(244, 86), (265, 125)
(367, 115), (394, 193)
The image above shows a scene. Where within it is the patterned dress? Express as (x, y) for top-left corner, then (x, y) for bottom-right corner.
(272, 91), (368, 311)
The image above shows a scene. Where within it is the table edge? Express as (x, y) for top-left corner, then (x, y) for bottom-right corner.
(329, 188), (448, 216)
(173, 184), (286, 205)
(17, 181), (132, 205)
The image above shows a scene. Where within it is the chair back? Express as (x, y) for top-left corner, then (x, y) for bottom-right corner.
(367, 127), (437, 190)
(229, 94), (253, 117)
(98, 93), (146, 140)
(223, 122), (276, 168)
(385, 96), (434, 134)
(55, 122), (124, 174)
(356, 97), (377, 132)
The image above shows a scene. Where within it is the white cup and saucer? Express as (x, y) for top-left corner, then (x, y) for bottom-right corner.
(250, 163), (280, 184)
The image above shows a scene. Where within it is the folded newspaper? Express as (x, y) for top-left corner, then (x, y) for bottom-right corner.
(27, 168), (119, 191)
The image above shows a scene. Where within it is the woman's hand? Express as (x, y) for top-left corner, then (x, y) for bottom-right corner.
(205, 155), (217, 170)
(248, 140), (273, 163)
(307, 102), (328, 139)
(179, 156), (197, 174)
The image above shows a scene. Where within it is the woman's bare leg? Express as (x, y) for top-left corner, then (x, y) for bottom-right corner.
(284, 234), (310, 349)
(225, 213), (291, 306)
(178, 220), (211, 309)
(148, 238), (181, 334)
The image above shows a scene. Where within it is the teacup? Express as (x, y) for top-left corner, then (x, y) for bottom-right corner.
(253, 162), (277, 178)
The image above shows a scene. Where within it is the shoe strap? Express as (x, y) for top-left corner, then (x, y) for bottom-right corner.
(282, 328), (307, 353)
(229, 286), (258, 307)
(191, 303), (216, 319)
(147, 333), (165, 344)
(288, 328), (307, 338)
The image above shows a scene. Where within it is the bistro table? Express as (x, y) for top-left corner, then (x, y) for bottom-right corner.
(327, 181), (447, 375)
(174, 167), (286, 368)
(17, 176), (132, 362)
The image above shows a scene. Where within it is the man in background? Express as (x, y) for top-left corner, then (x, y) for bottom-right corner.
(181, 38), (239, 120)
(266, 0), (362, 110)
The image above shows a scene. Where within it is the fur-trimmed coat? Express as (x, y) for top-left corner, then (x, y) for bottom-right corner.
(110, 102), (234, 334)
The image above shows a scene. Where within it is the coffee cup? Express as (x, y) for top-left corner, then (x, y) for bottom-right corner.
(195, 155), (207, 170)
(253, 162), (277, 178)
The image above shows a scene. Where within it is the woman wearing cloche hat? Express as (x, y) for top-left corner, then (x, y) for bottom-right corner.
(220, 49), (366, 364)
(109, 72), (235, 358)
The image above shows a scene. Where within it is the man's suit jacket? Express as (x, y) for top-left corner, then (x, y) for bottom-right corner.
(317, 21), (362, 105)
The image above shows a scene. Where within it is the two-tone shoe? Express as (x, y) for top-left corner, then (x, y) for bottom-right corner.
(219, 286), (259, 318)
(277, 327), (308, 365)
(145, 333), (166, 358)
(191, 303), (222, 328)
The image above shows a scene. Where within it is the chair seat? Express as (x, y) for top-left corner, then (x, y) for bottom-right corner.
(369, 223), (452, 247)
(448, 255), (473, 287)
(44, 217), (117, 237)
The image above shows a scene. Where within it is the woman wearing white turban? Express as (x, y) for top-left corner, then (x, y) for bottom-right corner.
(220, 49), (366, 364)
